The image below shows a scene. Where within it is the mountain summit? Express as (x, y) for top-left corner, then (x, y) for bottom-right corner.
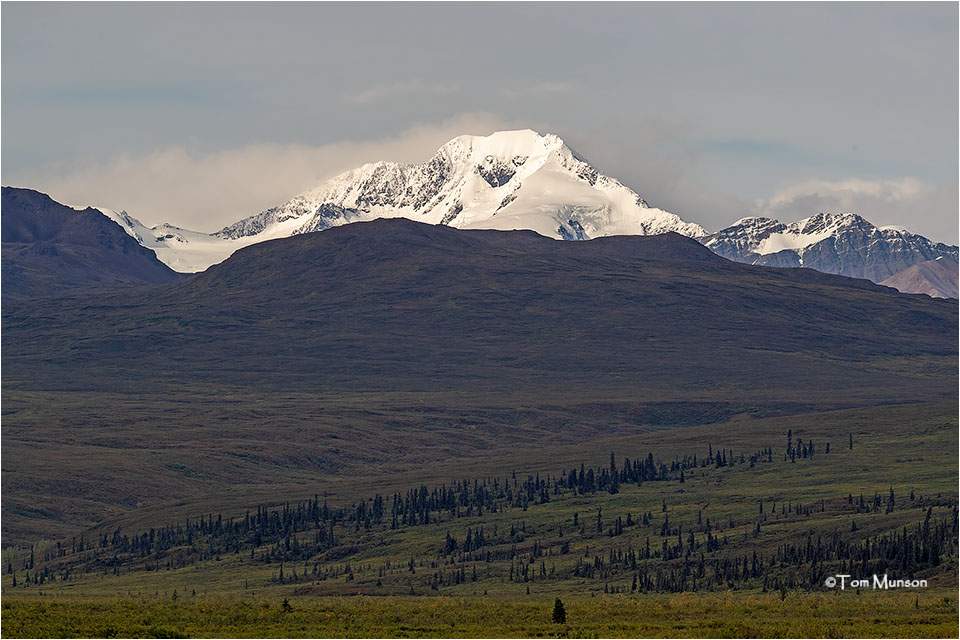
(702, 213), (958, 282)
(219, 129), (706, 241)
(102, 130), (705, 272)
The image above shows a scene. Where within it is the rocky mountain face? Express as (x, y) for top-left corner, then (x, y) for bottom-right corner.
(1, 187), (180, 300)
(880, 257), (958, 299)
(702, 213), (959, 283)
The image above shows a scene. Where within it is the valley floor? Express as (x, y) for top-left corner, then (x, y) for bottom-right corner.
(3, 591), (958, 638)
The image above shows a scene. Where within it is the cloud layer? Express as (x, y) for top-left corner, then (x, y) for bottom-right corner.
(755, 178), (958, 242)
(6, 114), (519, 232)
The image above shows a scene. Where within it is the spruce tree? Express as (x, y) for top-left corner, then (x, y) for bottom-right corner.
(552, 598), (567, 624)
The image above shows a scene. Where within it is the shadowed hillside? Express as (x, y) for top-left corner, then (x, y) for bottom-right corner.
(1, 188), (180, 300)
(4, 218), (953, 395)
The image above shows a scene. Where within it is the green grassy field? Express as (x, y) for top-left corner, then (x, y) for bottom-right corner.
(3, 591), (958, 638)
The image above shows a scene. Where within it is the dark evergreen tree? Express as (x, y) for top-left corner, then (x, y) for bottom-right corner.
(552, 598), (566, 624)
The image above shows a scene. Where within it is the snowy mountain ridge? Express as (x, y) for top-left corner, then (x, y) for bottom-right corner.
(703, 213), (958, 282)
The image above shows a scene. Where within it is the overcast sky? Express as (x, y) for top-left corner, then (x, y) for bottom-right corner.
(3, 2), (957, 242)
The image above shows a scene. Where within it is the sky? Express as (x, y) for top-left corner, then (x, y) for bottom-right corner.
(2, 2), (957, 242)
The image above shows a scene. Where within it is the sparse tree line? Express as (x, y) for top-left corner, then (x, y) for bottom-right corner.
(6, 434), (957, 595)
(8, 443), (751, 574)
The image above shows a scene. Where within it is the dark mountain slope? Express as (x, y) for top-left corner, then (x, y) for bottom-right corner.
(1, 187), (180, 300)
(4, 218), (954, 399)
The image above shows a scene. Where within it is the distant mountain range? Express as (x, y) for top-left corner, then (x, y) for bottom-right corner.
(702, 214), (958, 284)
(1, 187), (179, 300)
(5, 130), (957, 296)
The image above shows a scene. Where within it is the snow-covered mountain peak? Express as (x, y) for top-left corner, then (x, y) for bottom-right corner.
(704, 211), (958, 282)
(218, 129), (706, 246)
(97, 129), (709, 272)
(439, 129), (564, 163)
(794, 211), (864, 232)
(709, 212), (875, 259)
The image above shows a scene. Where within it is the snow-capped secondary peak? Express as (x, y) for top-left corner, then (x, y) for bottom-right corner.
(751, 212), (865, 256)
(703, 212), (958, 282)
(99, 129), (707, 272)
